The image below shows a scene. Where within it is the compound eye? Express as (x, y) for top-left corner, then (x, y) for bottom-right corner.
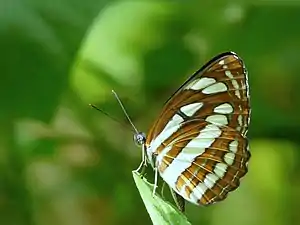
(134, 132), (146, 146)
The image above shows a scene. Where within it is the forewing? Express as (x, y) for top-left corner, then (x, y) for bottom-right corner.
(145, 52), (250, 206)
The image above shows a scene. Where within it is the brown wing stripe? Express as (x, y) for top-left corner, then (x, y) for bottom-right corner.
(145, 52), (250, 206)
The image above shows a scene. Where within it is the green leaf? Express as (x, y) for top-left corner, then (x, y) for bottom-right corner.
(132, 171), (191, 225)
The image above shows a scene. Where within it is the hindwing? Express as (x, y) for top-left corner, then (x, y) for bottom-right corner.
(145, 52), (250, 206)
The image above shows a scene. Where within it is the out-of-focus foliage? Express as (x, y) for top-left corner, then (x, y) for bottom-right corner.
(1, 0), (300, 225)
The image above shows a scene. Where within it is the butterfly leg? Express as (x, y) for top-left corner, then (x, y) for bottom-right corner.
(169, 186), (185, 212)
(152, 166), (158, 196)
(135, 145), (147, 173)
(161, 182), (166, 198)
(135, 159), (144, 173)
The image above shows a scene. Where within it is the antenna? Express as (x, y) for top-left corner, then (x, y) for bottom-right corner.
(89, 104), (134, 132)
(111, 90), (139, 134)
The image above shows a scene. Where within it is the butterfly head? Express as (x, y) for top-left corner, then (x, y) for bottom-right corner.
(134, 132), (146, 146)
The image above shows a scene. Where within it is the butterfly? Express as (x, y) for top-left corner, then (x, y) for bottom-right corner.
(133, 51), (251, 212)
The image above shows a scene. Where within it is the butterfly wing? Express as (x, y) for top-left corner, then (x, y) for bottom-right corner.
(145, 52), (250, 206)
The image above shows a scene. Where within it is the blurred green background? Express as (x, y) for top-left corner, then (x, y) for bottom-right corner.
(1, 0), (300, 225)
